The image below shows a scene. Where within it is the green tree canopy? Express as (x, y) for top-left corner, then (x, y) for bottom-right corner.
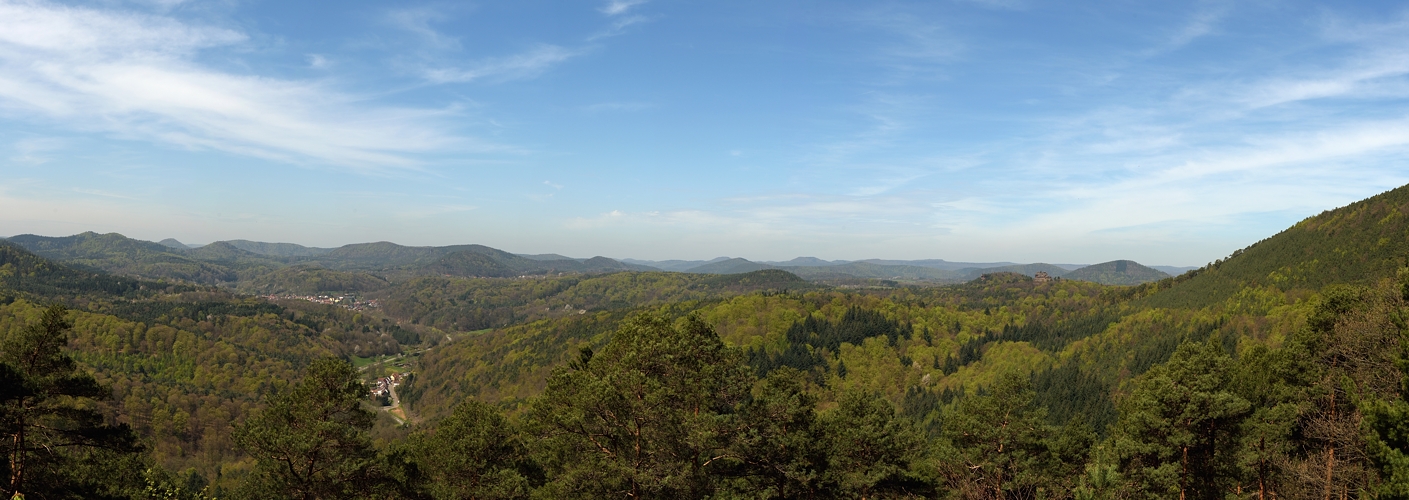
(0, 304), (143, 499)
(233, 357), (383, 500)
(525, 313), (753, 498)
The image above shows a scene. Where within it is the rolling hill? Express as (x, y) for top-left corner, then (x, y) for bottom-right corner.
(1063, 260), (1169, 285)
(7, 232), (239, 283)
(685, 257), (775, 274)
(221, 239), (333, 257)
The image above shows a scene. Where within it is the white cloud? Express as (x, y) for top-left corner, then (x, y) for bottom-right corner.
(1148, 4), (1228, 54)
(389, 7), (461, 51)
(423, 45), (581, 84)
(588, 14), (650, 41)
(0, 0), (477, 173)
(601, 0), (648, 16)
(9, 136), (64, 165)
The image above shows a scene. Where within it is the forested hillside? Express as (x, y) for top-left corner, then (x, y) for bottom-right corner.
(1137, 182), (1409, 309)
(1062, 259), (1169, 285)
(4, 186), (1409, 498)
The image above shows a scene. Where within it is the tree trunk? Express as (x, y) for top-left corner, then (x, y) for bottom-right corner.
(1257, 435), (1266, 500)
(1181, 444), (1189, 500)
(8, 414), (22, 495)
(1324, 389), (1335, 500)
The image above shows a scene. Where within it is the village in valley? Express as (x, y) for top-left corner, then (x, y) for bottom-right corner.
(264, 293), (380, 311)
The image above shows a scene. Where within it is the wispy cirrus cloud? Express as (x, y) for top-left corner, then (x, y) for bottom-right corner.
(601, 0), (648, 16)
(422, 44), (583, 84)
(588, 14), (650, 41)
(1146, 3), (1230, 54)
(0, 0), (485, 173)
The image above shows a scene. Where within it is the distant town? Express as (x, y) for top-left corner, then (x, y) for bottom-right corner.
(264, 294), (380, 311)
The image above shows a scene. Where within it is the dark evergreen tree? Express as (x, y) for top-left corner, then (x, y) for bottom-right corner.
(724, 367), (829, 498)
(525, 313), (753, 498)
(233, 357), (385, 500)
(404, 399), (535, 499)
(817, 390), (931, 498)
(1111, 340), (1249, 499)
(939, 372), (1081, 498)
(0, 304), (144, 499)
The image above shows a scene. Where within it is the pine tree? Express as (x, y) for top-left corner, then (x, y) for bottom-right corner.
(525, 313), (753, 498)
(0, 304), (143, 499)
(723, 367), (828, 498)
(404, 399), (535, 499)
(233, 357), (384, 499)
(939, 372), (1072, 498)
(818, 390), (931, 498)
(1112, 340), (1249, 500)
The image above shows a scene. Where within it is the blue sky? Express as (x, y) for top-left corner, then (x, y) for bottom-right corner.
(1, 0), (1407, 265)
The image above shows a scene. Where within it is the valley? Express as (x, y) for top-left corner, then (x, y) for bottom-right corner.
(2, 184), (1409, 497)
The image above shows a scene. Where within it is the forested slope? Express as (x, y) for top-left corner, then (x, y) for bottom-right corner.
(8, 186), (1409, 498)
(0, 243), (424, 493)
(1139, 183), (1409, 309)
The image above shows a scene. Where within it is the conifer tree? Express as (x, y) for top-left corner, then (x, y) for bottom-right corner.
(233, 357), (384, 500)
(405, 399), (535, 499)
(0, 304), (143, 499)
(724, 367), (828, 498)
(525, 313), (753, 498)
(939, 372), (1077, 498)
(818, 390), (930, 498)
(1112, 340), (1249, 499)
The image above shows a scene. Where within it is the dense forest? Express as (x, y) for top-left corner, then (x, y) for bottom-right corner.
(5, 184), (1409, 498)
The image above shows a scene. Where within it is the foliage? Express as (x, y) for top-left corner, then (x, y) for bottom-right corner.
(402, 400), (536, 499)
(232, 358), (386, 499)
(0, 304), (146, 499)
(524, 313), (753, 498)
(1110, 340), (1250, 499)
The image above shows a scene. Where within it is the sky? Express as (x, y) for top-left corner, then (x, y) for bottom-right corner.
(1, 0), (1408, 266)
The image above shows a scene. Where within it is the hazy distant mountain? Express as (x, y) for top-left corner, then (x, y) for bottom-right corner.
(186, 241), (281, 264)
(1150, 265), (1198, 276)
(685, 258), (775, 274)
(518, 253), (578, 261)
(785, 262), (959, 281)
(956, 263), (1073, 281)
(1064, 260), (1169, 285)
(764, 257), (849, 267)
(157, 238), (189, 249)
(221, 239), (333, 257)
(856, 259), (1019, 271)
(620, 257), (729, 272)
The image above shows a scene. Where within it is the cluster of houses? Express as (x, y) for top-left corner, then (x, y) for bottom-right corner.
(369, 372), (405, 401)
(265, 294), (380, 311)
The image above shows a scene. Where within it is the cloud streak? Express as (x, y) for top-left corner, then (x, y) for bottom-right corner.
(422, 45), (582, 84)
(0, 0), (479, 173)
(601, 0), (648, 16)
